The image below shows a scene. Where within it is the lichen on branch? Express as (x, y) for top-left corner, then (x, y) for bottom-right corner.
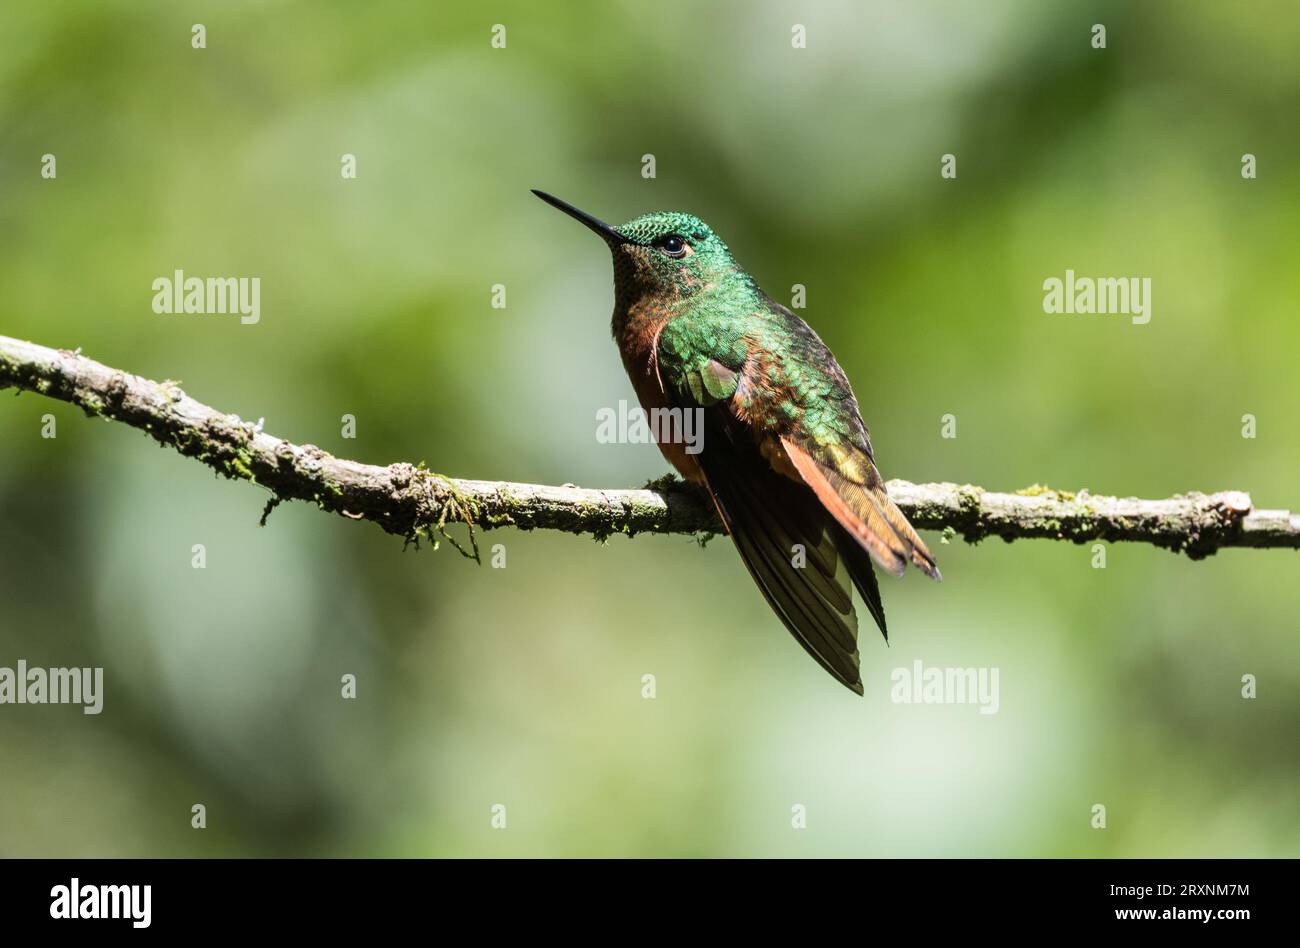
(2, 334), (1297, 558)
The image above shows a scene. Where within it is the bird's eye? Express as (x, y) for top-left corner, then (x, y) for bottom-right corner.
(658, 235), (689, 258)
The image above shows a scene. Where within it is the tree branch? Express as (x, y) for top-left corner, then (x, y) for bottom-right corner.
(2, 333), (1297, 560)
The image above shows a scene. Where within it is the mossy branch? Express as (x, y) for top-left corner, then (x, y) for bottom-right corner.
(2, 334), (1297, 559)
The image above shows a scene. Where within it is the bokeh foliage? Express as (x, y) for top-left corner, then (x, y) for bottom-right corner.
(1, 1), (1297, 856)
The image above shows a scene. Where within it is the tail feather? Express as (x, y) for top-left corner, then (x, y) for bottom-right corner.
(781, 436), (941, 582)
(863, 481), (942, 581)
(698, 408), (865, 694)
(833, 523), (888, 642)
(686, 407), (937, 694)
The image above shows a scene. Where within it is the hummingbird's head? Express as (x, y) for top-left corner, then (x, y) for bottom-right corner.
(532, 191), (740, 302)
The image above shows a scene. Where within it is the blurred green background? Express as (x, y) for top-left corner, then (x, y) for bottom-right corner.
(1, 0), (1298, 857)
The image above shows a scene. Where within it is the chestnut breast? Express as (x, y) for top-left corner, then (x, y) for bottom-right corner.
(613, 300), (706, 485)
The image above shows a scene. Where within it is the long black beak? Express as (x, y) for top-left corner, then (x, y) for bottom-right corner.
(532, 190), (624, 243)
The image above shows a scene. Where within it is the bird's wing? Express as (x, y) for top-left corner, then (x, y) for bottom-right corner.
(754, 299), (941, 582)
(660, 351), (867, 693)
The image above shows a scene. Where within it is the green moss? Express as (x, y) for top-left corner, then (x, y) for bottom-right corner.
(81, 393), (105, 416)
(642, 472), (682, 492)
(956, 485), (982, 514)
(226, 454), (255, 482)
(1016, 483), (1077, 501)
(171, 429), (205, 456)
(429, 474), (481, 562)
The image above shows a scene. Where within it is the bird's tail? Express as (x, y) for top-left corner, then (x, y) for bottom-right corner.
(780, 437), (941, 581)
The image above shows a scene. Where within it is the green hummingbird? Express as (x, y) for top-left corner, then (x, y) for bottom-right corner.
(534, 190), (940, 695)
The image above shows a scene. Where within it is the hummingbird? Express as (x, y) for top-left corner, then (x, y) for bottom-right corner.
(533, 190), (940, 695)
